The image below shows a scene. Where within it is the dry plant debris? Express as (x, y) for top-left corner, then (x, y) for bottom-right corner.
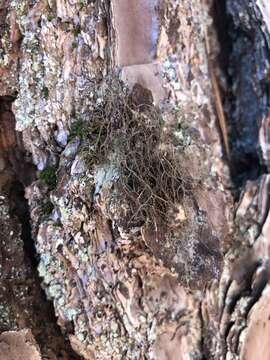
(78, 81), (198, 226)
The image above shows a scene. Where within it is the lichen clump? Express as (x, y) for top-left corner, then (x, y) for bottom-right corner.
(77, 80), (197, 226)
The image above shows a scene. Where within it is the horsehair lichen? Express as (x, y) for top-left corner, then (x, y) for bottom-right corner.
(78, 79), (199, 225)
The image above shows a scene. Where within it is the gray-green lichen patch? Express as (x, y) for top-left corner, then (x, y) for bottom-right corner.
(11, 0), (109, 171)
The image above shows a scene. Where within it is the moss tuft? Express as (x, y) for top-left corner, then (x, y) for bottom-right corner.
(73, 25), (81, 37)
(71, 41), (77, 50)
(42, 86), (49, 100)
(41, 200), (54, 216)
(39, 166), (57, 190)
(68, 119), (85, 140)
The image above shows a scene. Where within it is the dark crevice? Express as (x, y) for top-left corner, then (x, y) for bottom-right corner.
(9, 180), (37, 267)
(212, 0), (270, 195)
(0, 96), (81, 359)
(212, 0), (231, 74)
(231, 153), (267, 191)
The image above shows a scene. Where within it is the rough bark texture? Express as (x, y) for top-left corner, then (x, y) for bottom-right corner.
(1, 0), (270, 359)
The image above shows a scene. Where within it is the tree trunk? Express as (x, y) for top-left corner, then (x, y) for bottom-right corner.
(1, 0), (270, 359)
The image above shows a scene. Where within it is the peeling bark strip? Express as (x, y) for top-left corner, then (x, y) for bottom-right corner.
(1, 0), (270, 359)
(112, 0), (159, 66)
(113, 0), (166, 105)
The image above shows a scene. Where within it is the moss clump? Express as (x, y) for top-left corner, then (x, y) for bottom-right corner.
(73, 25), (81, 37)
(71, 41), (77, 50)
(42, 86), (49, 100)
(68, 119), (85, 140)
(39, 166), (57, 190)
(41, 200), (54, 216)
(79, 0), (87, 9)
(47, 13), (54, 22)
(80, 79), (197, 226)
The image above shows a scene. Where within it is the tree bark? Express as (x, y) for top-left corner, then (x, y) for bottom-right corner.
(0, 0), (270, 359)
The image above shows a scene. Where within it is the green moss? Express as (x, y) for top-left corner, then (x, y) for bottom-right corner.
(68, 119), (85, 140)
(39, 166), (57, 190)
(79, 0), (87, 9)
(53, 220), (63, 228)
(42, 200), (54, 216)
(73, 25), (81, 37)
(47, 13), (54, 22)
(71, 41), (78, 50)
(42, 86), (49, 100)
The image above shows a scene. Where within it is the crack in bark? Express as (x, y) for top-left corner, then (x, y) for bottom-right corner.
(0, 96), (81, 359)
